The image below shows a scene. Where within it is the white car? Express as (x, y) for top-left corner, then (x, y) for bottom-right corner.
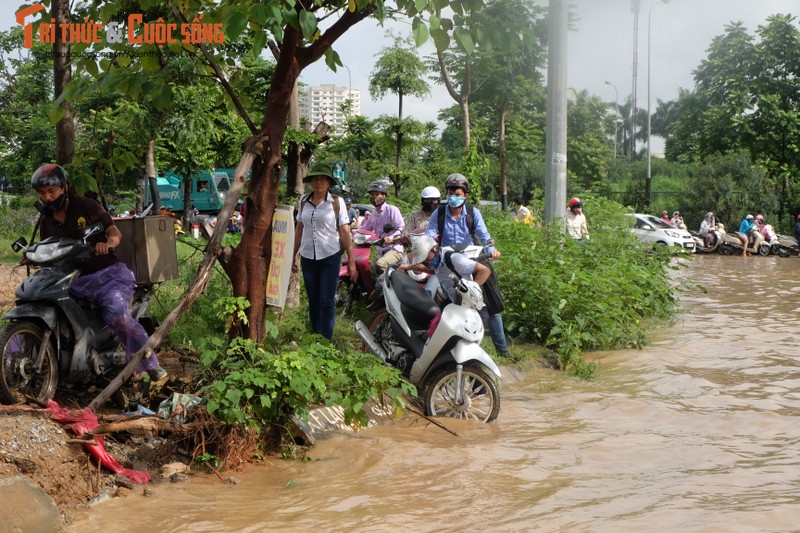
(626, 213), (696, 252)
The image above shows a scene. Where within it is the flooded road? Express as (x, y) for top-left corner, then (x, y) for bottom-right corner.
(68, 255), (800, 531)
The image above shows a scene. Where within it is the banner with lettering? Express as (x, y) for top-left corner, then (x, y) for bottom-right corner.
(265, 205), (295, 310)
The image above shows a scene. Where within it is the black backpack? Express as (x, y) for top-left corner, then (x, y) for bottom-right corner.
(443, 250), (505, 315)
(437, 204), (476, 244)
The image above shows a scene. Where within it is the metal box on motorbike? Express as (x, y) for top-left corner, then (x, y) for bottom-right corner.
(114, 216), (179, 284)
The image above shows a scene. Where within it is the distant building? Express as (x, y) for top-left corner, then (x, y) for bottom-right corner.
(299, 84), (360, 136)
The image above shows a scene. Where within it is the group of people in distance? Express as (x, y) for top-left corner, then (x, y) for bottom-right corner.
(696, 210), (789, 256)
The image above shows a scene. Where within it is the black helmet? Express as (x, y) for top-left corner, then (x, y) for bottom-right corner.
(31, 164), (68, 190)
(444, 173), (470, 194)
(367, 181), (388, 194)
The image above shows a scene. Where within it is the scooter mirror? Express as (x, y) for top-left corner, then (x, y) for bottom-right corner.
(382, 223), (395, 234)
(82, 222), (105, 239)
(11, 237), (27, 253)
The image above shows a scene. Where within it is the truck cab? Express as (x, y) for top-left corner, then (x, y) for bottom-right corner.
(145, 170), (232, 212)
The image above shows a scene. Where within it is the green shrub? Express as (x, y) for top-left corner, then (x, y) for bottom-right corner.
(197, 335), (415, 431)
(485, 196), (680, 377)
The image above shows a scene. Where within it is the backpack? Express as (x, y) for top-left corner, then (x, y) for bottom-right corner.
(443, 250), (505, 315)
(437, 204), (476, 245)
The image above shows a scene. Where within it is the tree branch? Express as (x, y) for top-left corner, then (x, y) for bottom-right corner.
(168, 2), (258, 135)
(297, 6), (376, 69)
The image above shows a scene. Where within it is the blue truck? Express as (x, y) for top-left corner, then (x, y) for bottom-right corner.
(145, 162), (349, 213)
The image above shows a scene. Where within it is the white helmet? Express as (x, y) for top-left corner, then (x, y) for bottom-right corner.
(421, 186), (441, 199)
(411, 235), (437, 264)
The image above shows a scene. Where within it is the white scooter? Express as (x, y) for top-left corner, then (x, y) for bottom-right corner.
(356, 257), (501, 422)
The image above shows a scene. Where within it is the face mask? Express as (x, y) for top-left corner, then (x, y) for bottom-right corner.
(421, 199), (439, 213)
(426, 254), (441, 270)
(45, 194), (67, 212)
(447, 195), (465, 209)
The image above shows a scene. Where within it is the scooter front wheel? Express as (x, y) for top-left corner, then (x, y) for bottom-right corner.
(423, 365), (500, 423)
(0, 321), (58, 405)
(335, 278), (353, 316)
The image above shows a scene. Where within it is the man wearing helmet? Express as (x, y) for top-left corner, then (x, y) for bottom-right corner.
(359, 180), (405, 280)
(425, 173), (512, 357)
(31, 164), (167, 381)
(402, 186), (441, 238)
(566, 198), (589, 242)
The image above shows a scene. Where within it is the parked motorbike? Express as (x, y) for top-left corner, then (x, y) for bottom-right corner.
(335, 228), (384, 316)
(356, 260), (501, 422)
(0, 224), (157, 405)
(774, 234), (800, 257)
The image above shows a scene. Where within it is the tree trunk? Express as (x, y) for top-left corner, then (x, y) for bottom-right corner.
(395, 90), (403, 169)
(436, 50), (472, 150)
(498, 103), (509, 210)
(52, 0), (74, 165)
(141, 134), (157, 213)
(285, 80), (305, 200)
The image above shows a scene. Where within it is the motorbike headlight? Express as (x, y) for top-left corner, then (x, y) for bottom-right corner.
(25, 242), (70, 263)
(353, 233), (367, 245)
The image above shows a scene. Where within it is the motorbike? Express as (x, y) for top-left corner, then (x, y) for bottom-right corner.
(690, 224), (726, 254)
(356, 251), (502, 422)
(0, 223), (157, 406)
(718, 226), (771, 256)
(335, 228), (384, 316)
(774, 233), (800, 257)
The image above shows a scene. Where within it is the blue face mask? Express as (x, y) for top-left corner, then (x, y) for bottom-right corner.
(426, 254), (441, 270)
(447, 195), (465, 208)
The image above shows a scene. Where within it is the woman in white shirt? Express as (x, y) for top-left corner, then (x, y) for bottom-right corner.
(293, 163), (357, 339)
(566, 197), (589, 243)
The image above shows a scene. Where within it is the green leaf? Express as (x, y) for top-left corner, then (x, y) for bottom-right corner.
(429, 14), (440, 30)
(324, 48), (342, 71)
(453, 27), (474, 55)
(225, 11), (249, 41)
(414, 0), (428, 12)
(298, 10), (318, 40)
(412, 18), (429, 47)
(48, 106), (66, 126)
(431, 28), (449, 51)
(140, 46), (160, 71)
(151, 83), (173, 111)
(250, 4), (267, 25)
(252, 30), (267, 55)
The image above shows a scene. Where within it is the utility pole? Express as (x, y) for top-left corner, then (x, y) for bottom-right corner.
(646, 0), (669, 208)
(605, 81), (620, 160)
(630, 0), (640, 162)
(545, 0), (567, 225)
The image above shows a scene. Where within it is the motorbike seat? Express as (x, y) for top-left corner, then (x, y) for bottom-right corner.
(388, 269), (440, 328)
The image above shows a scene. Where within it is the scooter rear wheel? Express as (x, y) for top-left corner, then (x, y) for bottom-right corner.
(423, 364), (500, 423)
(364, 310), (391, 353)
(0, 321), (58, 405)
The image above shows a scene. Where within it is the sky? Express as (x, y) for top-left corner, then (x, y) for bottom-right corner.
(2, 0), (798, 155)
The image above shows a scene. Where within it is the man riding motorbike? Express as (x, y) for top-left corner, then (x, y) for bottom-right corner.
(31, 164), (166, 381)
(357, 180), (405, 287)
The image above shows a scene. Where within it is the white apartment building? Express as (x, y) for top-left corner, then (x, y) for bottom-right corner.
(299, 84), (361, 136)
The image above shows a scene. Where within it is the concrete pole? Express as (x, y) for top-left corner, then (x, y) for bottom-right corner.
(630, 0), (640, 162)
(605, 81), (619, 160)
(545, 0), (568, 225)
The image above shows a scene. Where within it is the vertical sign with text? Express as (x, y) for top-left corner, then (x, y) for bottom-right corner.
(265, 205), (295, 310)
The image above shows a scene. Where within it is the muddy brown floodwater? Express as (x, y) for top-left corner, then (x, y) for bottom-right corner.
(66, 254), (800, 532)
